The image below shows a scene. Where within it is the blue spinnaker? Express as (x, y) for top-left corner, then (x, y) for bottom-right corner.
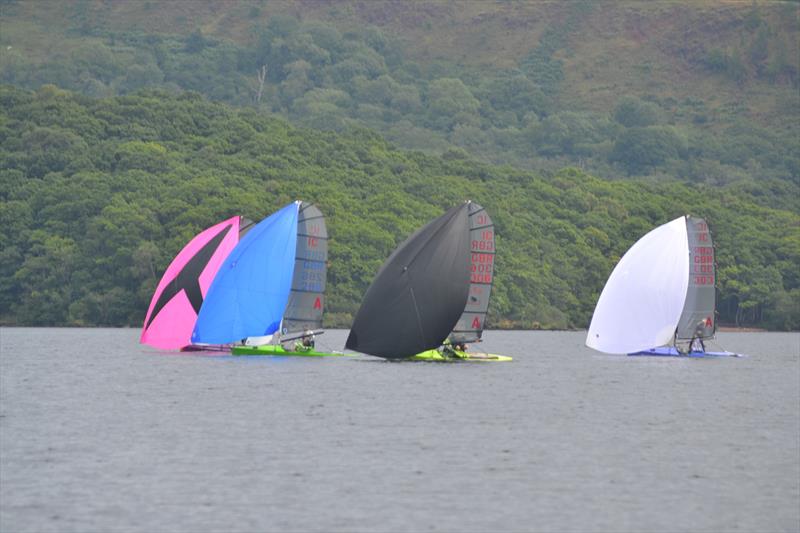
(192, 202), (299, 344)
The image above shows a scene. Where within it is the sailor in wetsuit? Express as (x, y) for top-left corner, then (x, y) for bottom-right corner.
(688, 320), (706, 353)
(442, 338), (469, 359)
(294, 329), (315, 352)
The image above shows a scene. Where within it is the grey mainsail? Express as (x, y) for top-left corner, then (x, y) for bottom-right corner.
(282, 202), (327, 334)
(676, 215), (715, 340)
(450, 201), (494, 344)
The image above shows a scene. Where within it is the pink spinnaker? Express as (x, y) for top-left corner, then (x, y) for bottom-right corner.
(140, 216), (241, 349)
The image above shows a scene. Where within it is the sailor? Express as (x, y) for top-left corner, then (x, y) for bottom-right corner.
(302, 329), (315, 348)
(453, 342), (468, 358)
(689, 320), (706, 353)
(294, 329), (315, 352)
(442, 338), (468, 359)
(441, 338), (454, 357)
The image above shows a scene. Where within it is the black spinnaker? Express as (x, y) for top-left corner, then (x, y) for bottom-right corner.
(345, 202), (471, 359)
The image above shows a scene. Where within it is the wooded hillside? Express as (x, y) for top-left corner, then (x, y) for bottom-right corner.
(2, 0), (797, 185)
(1, 86), (797, 329)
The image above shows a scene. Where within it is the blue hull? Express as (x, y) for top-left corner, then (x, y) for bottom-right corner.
(628, 347), (743, 358)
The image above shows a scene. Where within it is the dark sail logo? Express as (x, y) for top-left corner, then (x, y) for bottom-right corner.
(144, 224), (233, 330)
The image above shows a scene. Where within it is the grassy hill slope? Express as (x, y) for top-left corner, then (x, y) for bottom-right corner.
(3, 1), (797, 120)
(2, 0), (797, 183)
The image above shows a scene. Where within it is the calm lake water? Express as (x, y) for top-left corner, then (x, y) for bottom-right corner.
(0, 328), (798, 533)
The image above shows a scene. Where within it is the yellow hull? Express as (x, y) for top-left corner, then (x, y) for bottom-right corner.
(409, 349), (512, 362)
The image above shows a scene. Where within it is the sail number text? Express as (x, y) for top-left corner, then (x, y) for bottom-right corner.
(471, 252), (494, 283)
(691, 243), (715, 285)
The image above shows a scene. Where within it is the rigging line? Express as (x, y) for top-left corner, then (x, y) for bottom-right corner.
(708, 219), (719, 339)
(408, 285), (428, 353)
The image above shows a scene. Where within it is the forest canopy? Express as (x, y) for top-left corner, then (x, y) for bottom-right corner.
(1, 86), (798, 330)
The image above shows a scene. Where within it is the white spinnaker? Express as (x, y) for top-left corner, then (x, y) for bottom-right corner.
(586, 216), (690, 354)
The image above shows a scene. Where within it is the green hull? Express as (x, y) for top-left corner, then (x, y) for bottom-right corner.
(231, 345), (346, 357)
(409, 349), (512, 362)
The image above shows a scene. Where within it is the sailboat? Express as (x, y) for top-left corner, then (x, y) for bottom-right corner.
(345, 201), (511, 362)
(586, 215), (741, 357)
(189, 201), (341, 357)
(140, 215), (253, 351)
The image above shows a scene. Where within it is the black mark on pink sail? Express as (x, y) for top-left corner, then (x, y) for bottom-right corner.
(145, 224), (233, 330)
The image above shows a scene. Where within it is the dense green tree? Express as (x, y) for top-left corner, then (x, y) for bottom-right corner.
(613, 96), (662, 128)
(610, 126), (686, 175)
(0, 86), (797, 330)
(425, 78), (480, 131)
